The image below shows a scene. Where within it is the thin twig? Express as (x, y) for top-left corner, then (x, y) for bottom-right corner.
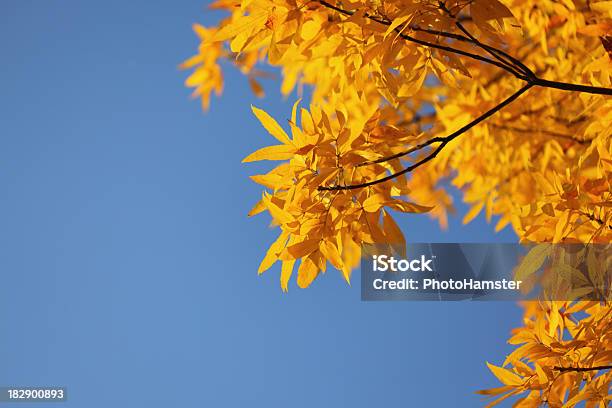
(316, 0), (529, 79)
(319, 84), (533, 191)
(313, 0), (612, 191)
(553, 365), (612, 373)
(437, 1), (535, 78)
(489, 124), (592, 145)
(316, 0), (612, 96)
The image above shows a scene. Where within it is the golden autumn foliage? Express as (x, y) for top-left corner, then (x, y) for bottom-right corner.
(479, 301), (611, 407)
(182, 0), (611, 405)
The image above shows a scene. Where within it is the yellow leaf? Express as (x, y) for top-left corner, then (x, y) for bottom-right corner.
(362, 194), (386, 212)
(495, 215), (511, 232)
(258, 231), (289, 274)
(280, 259), (295, 292)
(301, 20), (321, 41)
(263, 195), (294, 225)
(248, 198), (266, 217)
(385, 15), (410, 37)
(297, 256), (319, 288)
(242, 144), (295, 162)
(535, 364), (548, 385)
(251, 105), (292, 145)
(320, 240), (344, 270)
(472, 0), (514, 21)
(281, 239), (320, 260)
(463, 201), (485, 224)
(514, 244), (551, 281)
(486, 362), (523, 386)
(387, 200), (433, 213)
(249, 173), (285, 189)
(210, 13), (267, 43)
(477, 385), (514, 396)
(179, 54), (204, 69)
(291, 98), (301, 125)
(397, 67), (427, 98)
(382, 211), (406, 257)
(591, 1), (612, 13)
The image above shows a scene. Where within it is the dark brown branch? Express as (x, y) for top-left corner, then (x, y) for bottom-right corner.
(314, 0), (612, 191)
(531, 77), (612, 95)
(319, 84), (533, 191)
(553, 365), (612, 373)
(357, 135), (441, 167)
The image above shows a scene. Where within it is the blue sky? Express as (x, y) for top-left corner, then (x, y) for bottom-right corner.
(0, 1), (521, 406)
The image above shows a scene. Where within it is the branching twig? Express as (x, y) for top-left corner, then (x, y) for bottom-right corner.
(319, 84), (533, 191)
(316, 0), (612, 95)
(314, 0), (612, 191)
(437, 1), (535, 78)
(316, 0), (530, 79)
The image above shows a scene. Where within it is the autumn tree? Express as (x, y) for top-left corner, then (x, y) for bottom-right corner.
(182, 0), (611, 406)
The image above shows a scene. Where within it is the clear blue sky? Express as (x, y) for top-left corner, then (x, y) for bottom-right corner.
(0, 1), (521, 407)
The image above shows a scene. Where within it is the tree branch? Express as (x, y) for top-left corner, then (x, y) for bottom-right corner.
(316, 0), (612, 96)
(531, 78), (612, 95)
(314, 0), (612, 191)
(436, 1), (535, 78)
(553, 365), (612, 373)
(319, 84), (533, 191)
(455, 21), (535, 79)
(406, 25), (528, 78)
(316, 0), (530, 79)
